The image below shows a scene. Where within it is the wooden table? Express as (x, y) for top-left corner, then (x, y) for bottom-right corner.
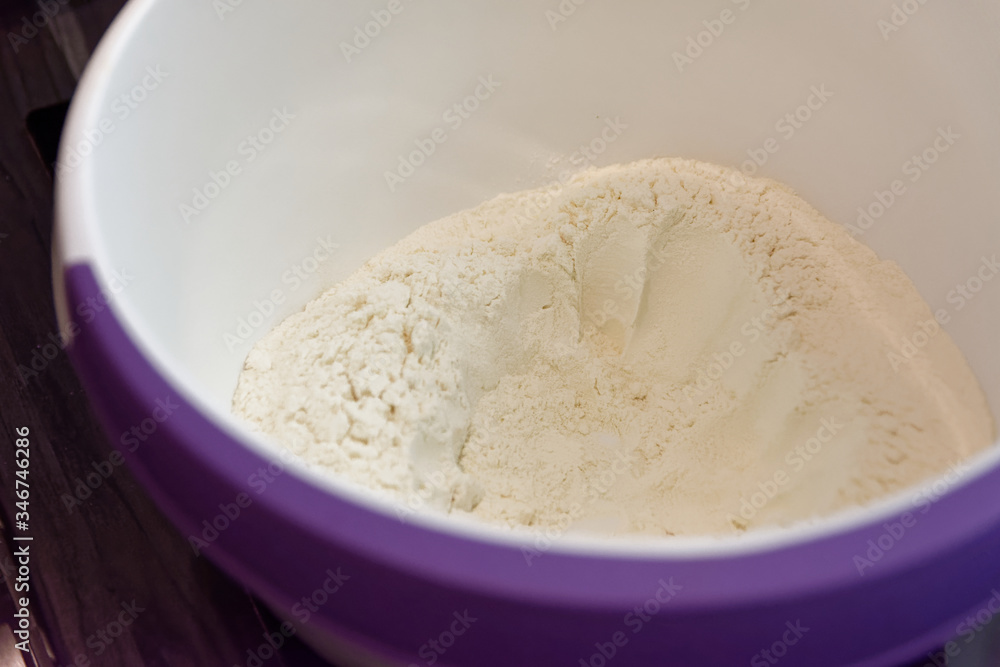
(0, 0), (331, 664)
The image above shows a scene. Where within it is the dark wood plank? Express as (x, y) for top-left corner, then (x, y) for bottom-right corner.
(0, 1), (313, 665)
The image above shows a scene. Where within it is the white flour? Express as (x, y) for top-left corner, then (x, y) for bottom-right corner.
(232, 157), (995, 535)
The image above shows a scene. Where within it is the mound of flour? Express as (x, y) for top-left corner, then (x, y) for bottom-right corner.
(232, 157), (995, 535)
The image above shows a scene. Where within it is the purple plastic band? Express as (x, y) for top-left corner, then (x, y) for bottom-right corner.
(63, 262), (1000, 666)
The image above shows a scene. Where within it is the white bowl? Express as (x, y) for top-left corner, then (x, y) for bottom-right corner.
(55, 1), (1000, 664)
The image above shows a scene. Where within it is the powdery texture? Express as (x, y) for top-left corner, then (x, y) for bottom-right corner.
(232, 157), (995, 536)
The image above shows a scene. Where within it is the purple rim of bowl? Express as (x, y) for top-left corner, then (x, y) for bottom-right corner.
(61, 262), (1000, 666)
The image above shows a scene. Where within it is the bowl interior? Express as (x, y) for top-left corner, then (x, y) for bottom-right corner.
(60, 0), (1000, 547)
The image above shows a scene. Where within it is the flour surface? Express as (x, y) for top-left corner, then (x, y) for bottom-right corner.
(232, 158), (995, 535)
